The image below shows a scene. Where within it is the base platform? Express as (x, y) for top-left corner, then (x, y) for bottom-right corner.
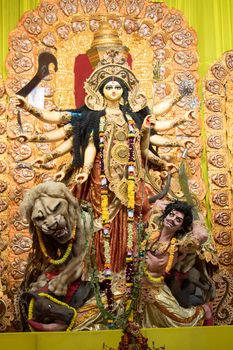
(0, 326), (232, 350)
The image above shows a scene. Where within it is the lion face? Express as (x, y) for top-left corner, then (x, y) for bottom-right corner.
(31, 195), (72, 244)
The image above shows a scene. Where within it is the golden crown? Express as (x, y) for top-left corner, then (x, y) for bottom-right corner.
(84, 21), (146, 111)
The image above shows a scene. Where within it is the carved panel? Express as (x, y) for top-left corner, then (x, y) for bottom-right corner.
(206, 115), (223, 130)
(211, 173), (228, 188)
(23, 14), (43, 35)
(60, 0), (78, 16)
(214, 211), (231, 226)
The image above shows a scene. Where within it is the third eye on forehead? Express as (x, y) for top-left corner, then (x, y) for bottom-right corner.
(104, 82), (122, 89)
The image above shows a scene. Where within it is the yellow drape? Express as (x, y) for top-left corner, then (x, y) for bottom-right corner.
(1, 0), (233, 79)
(0, 0), (39, 77)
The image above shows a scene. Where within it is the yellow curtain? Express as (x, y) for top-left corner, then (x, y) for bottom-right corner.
(161, 0), (233, 78)
(0, 0), (39, 77)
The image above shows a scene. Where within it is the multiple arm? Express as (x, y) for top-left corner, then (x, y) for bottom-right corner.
(15, 95), (72, 124)
(33, 137), (73, 167)
(20, 124), (73, 143)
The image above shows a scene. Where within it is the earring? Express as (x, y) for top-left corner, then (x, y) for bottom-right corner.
(119, 97), (124, 106)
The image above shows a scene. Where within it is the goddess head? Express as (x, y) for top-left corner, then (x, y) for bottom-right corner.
(99, 76), (129, 106)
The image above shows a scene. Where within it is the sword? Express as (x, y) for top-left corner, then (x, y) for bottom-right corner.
(16, 52), (58, 130)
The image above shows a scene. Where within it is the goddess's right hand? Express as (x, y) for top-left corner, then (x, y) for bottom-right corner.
(16, 134), (30, 143)
(11, 95), (27, 108)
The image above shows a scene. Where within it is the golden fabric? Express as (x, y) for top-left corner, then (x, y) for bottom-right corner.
(73, 276), (205, 329)
(139, 280), (205, 328)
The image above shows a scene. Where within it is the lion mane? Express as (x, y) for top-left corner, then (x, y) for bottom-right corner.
(20, 181), (80, 235)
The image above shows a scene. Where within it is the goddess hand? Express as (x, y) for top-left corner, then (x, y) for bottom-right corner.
(179, 110), (195, 124)
(142, 115), (156, 129)
(32, 156), (45, 168)
(16, 134), (30, 143)
(165, 162), (178, 174)
(75, 172), (88, 184)
(12, 95), (27, 108)
(54, 170), (66, 182)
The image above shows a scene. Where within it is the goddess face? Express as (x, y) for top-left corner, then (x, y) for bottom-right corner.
(103, 81), (123, 102)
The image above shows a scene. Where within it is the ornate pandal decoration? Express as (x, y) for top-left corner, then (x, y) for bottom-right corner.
(36, 226), (76, 265)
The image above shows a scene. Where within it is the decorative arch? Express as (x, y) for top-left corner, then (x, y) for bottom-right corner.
(204, 50), (233, 325)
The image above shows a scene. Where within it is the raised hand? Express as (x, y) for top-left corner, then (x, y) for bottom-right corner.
(12, 94), (27, 108)
(16, 134), (31, 143)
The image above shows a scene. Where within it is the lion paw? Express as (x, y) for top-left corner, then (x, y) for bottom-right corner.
(48, 277), (68, 296)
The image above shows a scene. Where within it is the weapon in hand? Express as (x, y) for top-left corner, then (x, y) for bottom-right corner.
(16, 52), (58, 130)
(179, 148), (199, 220)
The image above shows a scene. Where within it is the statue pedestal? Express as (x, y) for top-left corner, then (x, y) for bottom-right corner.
(0, 326), (232, 350)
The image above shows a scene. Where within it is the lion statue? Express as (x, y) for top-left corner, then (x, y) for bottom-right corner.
(19, 181), (95, 331)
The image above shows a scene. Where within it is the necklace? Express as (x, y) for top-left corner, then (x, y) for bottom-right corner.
(106, 107), (125, 126)
(37, 226), (75, 265)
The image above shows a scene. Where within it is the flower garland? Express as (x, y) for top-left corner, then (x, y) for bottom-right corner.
(144, 237), (177, 283)
(99, 116), (114, 319)
(28, 292), (77, 331)
(81, 208), (145, 329)
(125, 117), (136, 318)
(37, 226), (75, 265)
(95, 114), (141, 327)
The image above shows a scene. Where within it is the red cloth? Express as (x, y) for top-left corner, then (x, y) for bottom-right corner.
(36, 271), (81, 303)
(74, 54), (93, 108)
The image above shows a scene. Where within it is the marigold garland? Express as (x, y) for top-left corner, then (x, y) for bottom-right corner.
(28, 292), (77, 331)
(82, 208), (145, 330)
(165, 237), (177, 273)
(96, 114), (141, 327)
(144, 237), (177, 283)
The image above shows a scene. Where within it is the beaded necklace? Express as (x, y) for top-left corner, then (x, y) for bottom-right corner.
(37, 226), (75, 265)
